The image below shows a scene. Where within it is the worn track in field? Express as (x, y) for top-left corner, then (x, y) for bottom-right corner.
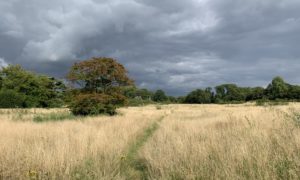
(120, 115), (165, 180)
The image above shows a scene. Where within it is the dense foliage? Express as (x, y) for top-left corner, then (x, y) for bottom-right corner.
(67, 57), (133, 93)
(0, 65), (65, 108)
(185, 88), (213, 104)
(67, 57), (133, 115)
(0, 90), (25, 108)
(184, 76), (300, 104)
(152, 90), (168, 102)
(69, 93), (117, 116)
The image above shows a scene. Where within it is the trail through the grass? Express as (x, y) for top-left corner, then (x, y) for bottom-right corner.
(120, 115), (165, 179)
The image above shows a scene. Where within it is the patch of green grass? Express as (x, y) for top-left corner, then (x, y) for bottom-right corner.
(71, 158), (96, 180)
(292, 112), (300, 127)
(155, 105), (162, 110)
(33, 112), (78, 123)
(275, 158), (295, 180)
(256, 99), (289, 106)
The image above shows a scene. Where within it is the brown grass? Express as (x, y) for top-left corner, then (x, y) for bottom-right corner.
(0, 106), (162, 179)
(140, 104), (300, 179)
(1, 104), (300, 179)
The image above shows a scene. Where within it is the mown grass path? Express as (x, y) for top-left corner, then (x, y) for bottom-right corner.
(120, 115), (165, 179)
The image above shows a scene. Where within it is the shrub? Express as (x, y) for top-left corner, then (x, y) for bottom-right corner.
(70, 93), (117, 116)
(0, 90), (26, 108)
(156, 105), (162, 110)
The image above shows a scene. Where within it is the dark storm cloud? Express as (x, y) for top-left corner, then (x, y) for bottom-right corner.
(1, 0), (300, 95)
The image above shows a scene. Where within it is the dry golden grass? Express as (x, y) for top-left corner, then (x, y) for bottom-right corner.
(1, 104), (300, 179)
(0, 106), (163, 179)
(140, 104), (300, 179)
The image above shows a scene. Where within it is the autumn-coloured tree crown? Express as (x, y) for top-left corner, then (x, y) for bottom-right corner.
(67, 57), (133, 92)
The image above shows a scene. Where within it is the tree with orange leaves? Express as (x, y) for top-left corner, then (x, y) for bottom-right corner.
(67, 57), (134, 115)
(67, 57), (133, 93)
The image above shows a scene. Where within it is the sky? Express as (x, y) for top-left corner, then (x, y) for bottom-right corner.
(1, 0), (300, 95)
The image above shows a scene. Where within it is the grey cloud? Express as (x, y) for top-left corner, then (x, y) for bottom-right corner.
(0, 0), (300, 95)
(0, 57), (8, 68)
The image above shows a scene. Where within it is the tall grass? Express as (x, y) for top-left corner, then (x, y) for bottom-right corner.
(1, 104), (300, 179)
(140, 104), (300, 179)
(0, 106), (162, 179)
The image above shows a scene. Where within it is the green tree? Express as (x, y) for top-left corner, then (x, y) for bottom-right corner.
(215, 84), (246, 102)
(246, 87), (265, 101)
(168, 96), (178, 103)
(122, 86), (153, 100)
(0, 90), (26, 108)
(177, 96), (186, 103)
(287, 85), (300, 100)
(122, 86), (138, 99)
(136, 88), (153, 100)
(265, 76), (289, 100)
(184, 88), (212, 104)
(0, 65), (65, 108)
(152, 89), (168, 102)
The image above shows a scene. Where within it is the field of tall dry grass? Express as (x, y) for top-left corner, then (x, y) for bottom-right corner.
(1, 103), (300, 179)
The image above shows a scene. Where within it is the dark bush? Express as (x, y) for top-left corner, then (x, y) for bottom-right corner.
(0, 90), (26, 108)
(152, 90), (168, 102)
(70, 93), (117, 116)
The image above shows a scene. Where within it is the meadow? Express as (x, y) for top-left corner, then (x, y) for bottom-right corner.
(1, 103), (300, 179)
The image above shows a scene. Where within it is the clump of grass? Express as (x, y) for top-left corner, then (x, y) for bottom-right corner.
(292, 112), (300, 127)
(13, 112), (25, 121)
(156, 105), (162, 110)
(71, 158), (97, 180)
(256, 99), (289, 106)
(33, 112), (77, 123)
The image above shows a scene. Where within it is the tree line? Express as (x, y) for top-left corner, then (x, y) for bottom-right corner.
(1, 57), (300, 115)
(183, 77), (300, 104)
(0, 65), (66, 108)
